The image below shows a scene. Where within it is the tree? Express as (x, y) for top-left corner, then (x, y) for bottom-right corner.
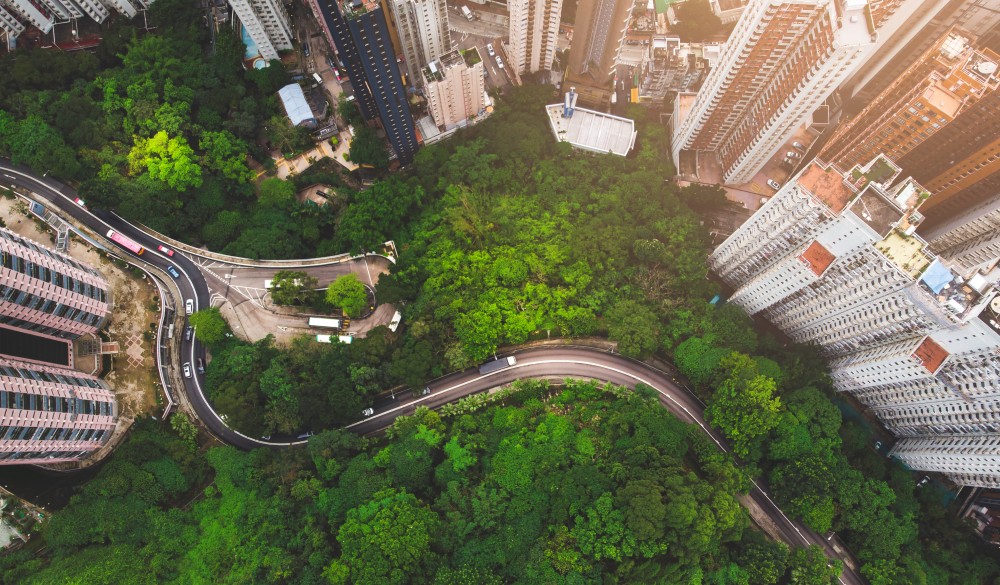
(606, 299), (660, 358)
(269, 270), (320, 306)
(258, 177), (296, 209)
(786, 546), (841, 585)
(188, 307), (228, 345)
(672, 0), (723, 42)
(325, 273), (369, 318)
(336, 488), (440, 585)
(199, 130), (254, 183)
(128, 131), (203, 191)
(705, 353), (782, 459)
(348, 126), (389, 169)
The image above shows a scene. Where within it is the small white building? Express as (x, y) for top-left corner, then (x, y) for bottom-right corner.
(277, 84), (318, 129)
(545, 89), (637, 157)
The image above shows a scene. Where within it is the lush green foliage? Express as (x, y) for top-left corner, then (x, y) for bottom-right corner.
(325, 273), (369, 318)
(672, 0), (724, 41)
(269, 270), (321, 306)
(3, 381), (786, 585)
(187, 307), (228, 345)
(379, 88), (714, 364)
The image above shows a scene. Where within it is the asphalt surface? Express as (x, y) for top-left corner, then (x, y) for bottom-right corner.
(1, 160), (863, 584)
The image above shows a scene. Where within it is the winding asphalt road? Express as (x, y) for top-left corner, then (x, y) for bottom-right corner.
(0, 160), (863, 584)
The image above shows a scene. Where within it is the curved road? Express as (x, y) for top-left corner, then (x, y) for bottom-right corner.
(1, 161), (863, 585)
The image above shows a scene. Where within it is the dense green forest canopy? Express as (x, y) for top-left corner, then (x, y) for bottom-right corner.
(0, 380), (835, 585)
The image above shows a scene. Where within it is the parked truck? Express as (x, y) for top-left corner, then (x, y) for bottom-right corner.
(461, 5), (473, 20)
(478, 356), (516, 375)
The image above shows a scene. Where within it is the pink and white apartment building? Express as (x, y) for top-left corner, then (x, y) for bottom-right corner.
(0, 357), (117, 464)
(0, 227), (109, 340)
(0, 227), (115, 465)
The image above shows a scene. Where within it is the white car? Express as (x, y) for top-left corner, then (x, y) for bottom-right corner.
(362, 408), (375, 417)
(185, 299), (194, 315)
(486, 43), (495, 57)
(495, 56), (504, 70)
(767, 179), (781, 190)
(182, 362), (192, 378)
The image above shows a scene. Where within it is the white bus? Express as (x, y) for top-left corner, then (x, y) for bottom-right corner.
(308, 317), (341, 329)
(388, 311), (402, 332)
(316, 334), (353, 344)
(313, 72), (323, 85)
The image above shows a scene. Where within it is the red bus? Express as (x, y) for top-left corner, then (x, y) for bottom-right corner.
(106, 229), (144, 255)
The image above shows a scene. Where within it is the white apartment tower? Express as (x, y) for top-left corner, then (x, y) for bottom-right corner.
(711, 155), (1000, 488)
(508, 0), (563, 75)
(923, 193), (1000, 275)
(422, 49), (485, 130)
(229, 0), (293, 62)
(389, 0), (451, 72)
(671, 0), (878, 185)
(0, 0), (141, 38)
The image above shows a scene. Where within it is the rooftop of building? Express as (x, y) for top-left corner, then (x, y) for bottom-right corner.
(799, 241), (836, 276)
(342, 0), (380, 18)
(912, 336), (950, 374)
(835, 0), (877, 46)
(850, 185), (905, 237)
(545, 101), (636, 157)
(875, 230), (932, 278)
(922, 84), (963, 118)
(917, 258), (996, 320)
(848, 154), (902, 189)
(979, 291), (1000, 336)
(797, 161), (856, 213)
(277, 84), (317, 128)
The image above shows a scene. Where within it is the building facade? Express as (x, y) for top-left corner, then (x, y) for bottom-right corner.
(0, 227), (110, 341)
(387, 0), (451, 73)
(564, 0), (631, 108)
(422, 49), (485, 130)
(844, 0), (1000, 108)
(923, 193), (1000, 273)
(0, 0), (142, 38)
(309, 0), (419, 164)
(711, 156), (1000, 487)
(0, 357), (117, 465)
(671, 0), (877, 185)
(0, 228), (115, 466)
(228, 0), (294, 62)
(508, 0), (563, 75)
(818, 30), (1000, 178)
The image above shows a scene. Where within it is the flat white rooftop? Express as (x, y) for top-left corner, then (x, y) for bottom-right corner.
(545, 104), (637, 157)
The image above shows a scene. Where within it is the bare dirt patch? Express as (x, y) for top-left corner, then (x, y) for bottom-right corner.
(0, 193), (161, 419)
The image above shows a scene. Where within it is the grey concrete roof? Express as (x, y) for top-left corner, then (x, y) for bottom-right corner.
(545, 105), (636, 156)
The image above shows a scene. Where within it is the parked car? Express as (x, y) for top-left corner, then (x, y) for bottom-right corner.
(421, 386), (432, 396)
(197, 357), (205, 374)
(362, 408), (375, 417)
(185, 299), (194, 315)
(166, 265), (180, 279)
(495, 55), (504, 69)
(486, 43), (495, 56)
(786, 151), (801, 159)
(767, 179), (782, 190)
(297, 431), (315, 439)
(157, 245), (174, 256)
(182, 362), (192, 378)
(792, 141), (806, 152)
(184, 326), (193, 341)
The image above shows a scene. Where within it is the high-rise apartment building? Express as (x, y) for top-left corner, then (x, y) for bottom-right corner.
(0, 357), (117, 465)
(923, 193), (1000, 274)
(508, 0), (563, 75)
(564, 0), (631, 108)
(844, 0), (1000, 108)
(711, 156), (1000, 488)
(889, 435), (1000, 489)
(818, 30), (1000, 176)
(422, 49), (485, 130)
(0, 227), (110, 340)
(671, 0), (877, 185)
(0, 227), (116, 466)
(228, 0), (294, 62)
(309, 0), (419, 164)
(0, 0), (142, 38)
(387, 0), (451, 72)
